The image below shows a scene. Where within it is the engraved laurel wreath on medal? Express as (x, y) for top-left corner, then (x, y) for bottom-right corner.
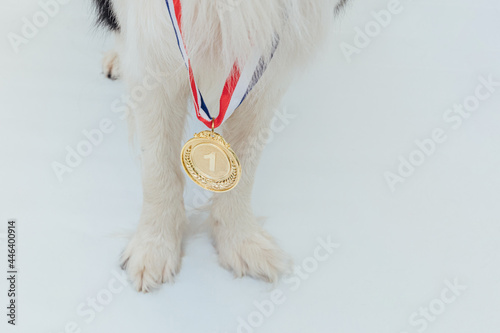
(166, 0), (277, 192)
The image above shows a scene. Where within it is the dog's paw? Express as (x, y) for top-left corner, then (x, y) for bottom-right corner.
(120, 232), (182, 293)
(213, 222), (291, 283)
(102, 50), (121, 80)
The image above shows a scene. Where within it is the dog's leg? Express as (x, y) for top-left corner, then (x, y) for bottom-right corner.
(102, 32), (122, 80)
(209, 85), (291, 283)
(121, 74), (189, 292)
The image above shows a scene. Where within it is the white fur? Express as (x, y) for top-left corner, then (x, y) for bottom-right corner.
(109, 0), (341, 292)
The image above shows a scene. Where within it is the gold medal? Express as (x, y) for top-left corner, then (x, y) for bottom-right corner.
(181, 125), (241, 192)
(167, 1), (273, 192)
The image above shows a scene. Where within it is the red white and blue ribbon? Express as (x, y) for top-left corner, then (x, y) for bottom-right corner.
(165, 0), (278, 129)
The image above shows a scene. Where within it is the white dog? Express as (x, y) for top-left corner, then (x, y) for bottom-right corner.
(93, 0), (348, 292)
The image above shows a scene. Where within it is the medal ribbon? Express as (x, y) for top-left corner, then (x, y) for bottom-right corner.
(165, 0), (277, 128)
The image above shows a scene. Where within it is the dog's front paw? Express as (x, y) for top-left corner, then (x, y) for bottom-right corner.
(102, 50), (121, 80)
(212, 222), (291, 283)
(120, 231), (182, 293)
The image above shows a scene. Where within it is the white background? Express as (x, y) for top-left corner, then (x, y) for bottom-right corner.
(1, 0), (500, 332)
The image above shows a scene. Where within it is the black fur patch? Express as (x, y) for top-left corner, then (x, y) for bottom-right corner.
(335, 0), (350, 15)
(92, 0), (120, 31)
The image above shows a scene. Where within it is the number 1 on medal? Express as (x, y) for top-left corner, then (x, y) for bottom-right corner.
(204, 152), (216, 172)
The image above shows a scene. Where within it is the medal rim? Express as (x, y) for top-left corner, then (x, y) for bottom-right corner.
(181, 131), (242, 193)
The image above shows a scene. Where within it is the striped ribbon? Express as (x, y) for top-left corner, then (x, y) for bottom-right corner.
(165, 0), (278, 128)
